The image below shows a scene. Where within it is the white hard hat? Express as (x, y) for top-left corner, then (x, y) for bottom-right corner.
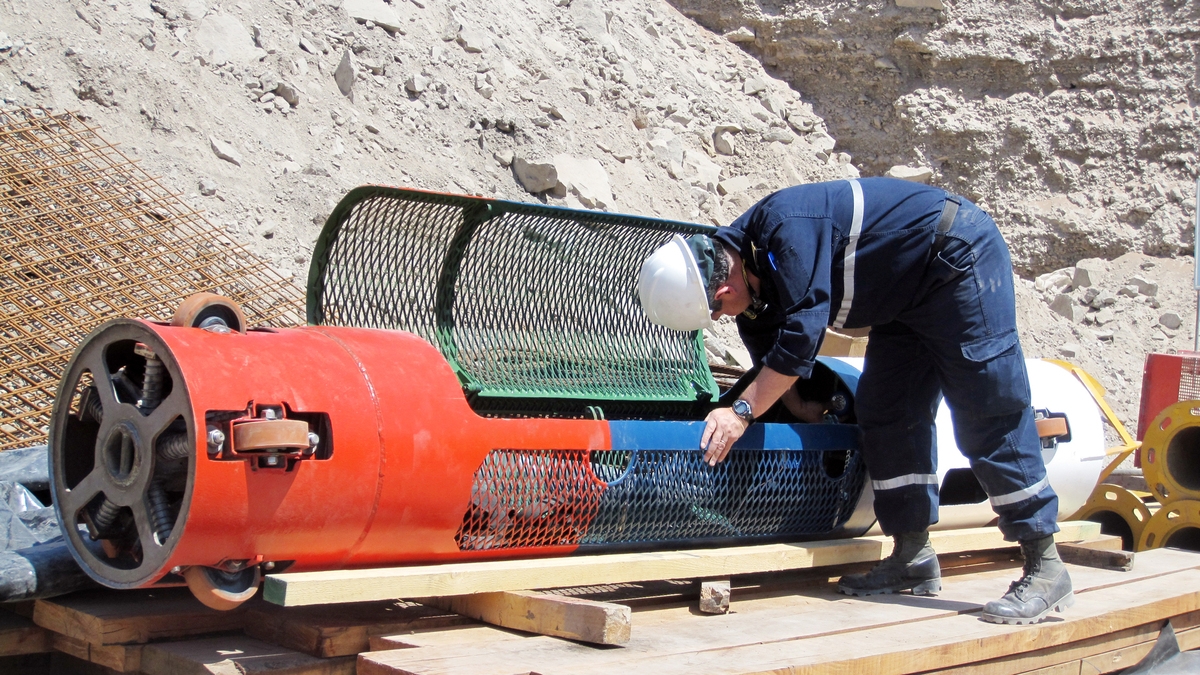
(637, 234), (713, 331)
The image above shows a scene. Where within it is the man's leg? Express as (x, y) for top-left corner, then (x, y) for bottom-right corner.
(905, 201), (1069, 623)
(837, 322), (942, 596)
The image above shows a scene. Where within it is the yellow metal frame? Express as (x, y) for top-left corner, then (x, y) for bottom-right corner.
(1044, 360), (1139, 486)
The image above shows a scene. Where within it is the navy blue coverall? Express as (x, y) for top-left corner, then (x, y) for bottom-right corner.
(711, 177), (1059, 541)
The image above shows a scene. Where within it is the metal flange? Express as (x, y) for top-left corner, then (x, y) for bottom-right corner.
(1138, 499), (1200, 552)
(1140, 400), (1200, 504)
(1070, 483), (1152, 551)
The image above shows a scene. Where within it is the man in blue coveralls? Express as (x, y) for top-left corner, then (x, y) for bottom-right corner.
(637, 177), (1072, 625)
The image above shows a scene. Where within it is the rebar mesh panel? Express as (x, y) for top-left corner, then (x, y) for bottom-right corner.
(0, 108), (303, 452)
(455, 443), (865, 551)
(309, 186), (719, 403)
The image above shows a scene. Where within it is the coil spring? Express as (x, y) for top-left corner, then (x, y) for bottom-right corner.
(147, 482), (174, 544)
(83, 386), (104, 422)
(156, 432), (191, 461)
(92, 496), (121, 534)
(140, 355), (164, 410)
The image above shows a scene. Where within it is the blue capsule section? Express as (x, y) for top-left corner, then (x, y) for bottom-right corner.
(582, 420), (866, 547)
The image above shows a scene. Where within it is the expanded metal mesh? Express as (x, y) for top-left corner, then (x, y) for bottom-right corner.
(0, 108), (303, 452)
(455, 446), (865, 550)
(308, 186), (719, 405)
(1179, 356), (1200, 402)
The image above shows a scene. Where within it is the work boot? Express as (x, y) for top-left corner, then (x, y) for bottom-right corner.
(981, 535), (1074, 625)
(837, 531), (941, 596)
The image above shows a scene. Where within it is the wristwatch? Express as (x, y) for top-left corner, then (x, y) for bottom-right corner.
(732, 399), (755, 425)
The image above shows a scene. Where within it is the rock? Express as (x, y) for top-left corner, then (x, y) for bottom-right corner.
(1118, 285), (1139, 298)
(551, 154), (612, 209)
(1088, 290), (1116, 309)
(885, 164), (934, 183)
(1049, 294), (1084, 323)
(198, 178), (217, 196)
(718, 175), (752, 196)
(493, 149), (514, 167)
(343, 0), (404, 32)
(724, 27), (755, 44)
(713, 128), (737, 156)
(806, 131), (836, 153)
(208, 136), (242, 166)
(1073, 258), (1106, 288)
(404, 74), (430, 95)
(334, 50), (356, 97)
(1094, 329), (1115, 342)
(195, 14), (260, 63)
(302, 162), (331, 177)
(760, 94), (787, 119)
(762, 128), (794, 144)
(896, 0), (945, 8)
(681, 150), (721, 193)
(275, 81), (301, 106)
(1094, 307), (1115, 325)
(1058, 343), (1080, 358)
(1129, 275), (1158, 297)
(1035, 269), (1073, 294)
(513, 157), (558, 193)
(649, 128), (684, 166)
(742, 77), (767, 96)
(182, 0), (207, 21)
(458, 27), (488, 53)
(1160, 312), (1183, 330)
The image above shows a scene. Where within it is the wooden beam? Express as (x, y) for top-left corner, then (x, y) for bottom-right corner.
(50, 633), (142, 673)
(265, 521), (1100, 607)
(369, 625), (524, 651)
(1058, 542), (1135, 571)
(423, 591), (631, 645)
(0, 611), (48, 657)
(139, 635), (355, 675)
(32, 589), (243, 645)
(242, 599), (470, 658)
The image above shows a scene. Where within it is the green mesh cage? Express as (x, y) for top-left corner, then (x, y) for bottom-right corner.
(307, 186), (719, 407)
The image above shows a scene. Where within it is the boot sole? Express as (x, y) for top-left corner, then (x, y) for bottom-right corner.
(838, 578), (942, 597)
(980, 592), (1075, 625)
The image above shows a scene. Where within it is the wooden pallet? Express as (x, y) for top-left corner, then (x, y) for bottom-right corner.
(358, 547), (1200, 675)
(2, 523), (1186, 675)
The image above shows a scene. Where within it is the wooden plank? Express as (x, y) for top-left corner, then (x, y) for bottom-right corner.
(1078, 622), (1200, 673)
(425, 590), (631, 645)
(357, 548), (1200, 675)
(1058, 543), (1134, 571)
(928, 610), (1200, 674)
(369, 626), (524, 651)
(139, 635), (355, 675)
(50, 633), (142, 673)
(33, 588), (243, 645)
(0, 610), (48, 657)
(1066, 534), (1123, 552)
(266, 522), (1100, 607)
(243, 599), (470, 657)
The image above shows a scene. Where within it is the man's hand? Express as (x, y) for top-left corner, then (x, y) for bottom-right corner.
(701, 407), (750, 466)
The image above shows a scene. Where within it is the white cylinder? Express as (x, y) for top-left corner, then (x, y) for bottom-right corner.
(830, 358), (1107, 535)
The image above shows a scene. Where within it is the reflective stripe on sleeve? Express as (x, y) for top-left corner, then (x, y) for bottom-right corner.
(871, 473), (938, 491)
(833, 178), (864, 329)
(990, 475), (1051, 507)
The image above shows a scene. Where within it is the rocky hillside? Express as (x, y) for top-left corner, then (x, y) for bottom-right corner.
(2, 0), (1198, 434)
(668, 0), (1199, 275)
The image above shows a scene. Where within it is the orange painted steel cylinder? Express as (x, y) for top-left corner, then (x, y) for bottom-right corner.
(51, 319), (609, 589)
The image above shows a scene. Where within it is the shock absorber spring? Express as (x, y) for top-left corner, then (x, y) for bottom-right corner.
(147, 482), (174, 544)
(92, 496), (121, 534)
(137, 345), (164, 411)
(82, 385), (104, 423)
(156, 432), (192, 461)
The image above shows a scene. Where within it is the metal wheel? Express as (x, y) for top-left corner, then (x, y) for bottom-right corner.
(1140, 401), (1200, 504)
(171, 293), (247, 333)
(49, 320), (194, 588)
(183, 565), (260, 611)
(1070, 483), (1151, 551)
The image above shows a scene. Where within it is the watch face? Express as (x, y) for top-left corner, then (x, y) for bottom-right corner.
(733, 400), (751, 417)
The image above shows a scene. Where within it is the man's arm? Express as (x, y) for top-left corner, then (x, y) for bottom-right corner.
(701, 366), (798, 466)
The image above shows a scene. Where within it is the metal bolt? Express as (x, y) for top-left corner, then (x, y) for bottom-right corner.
(307, 432), (320, 448)
(264, 455), (280, 467)
(262, 408), (278, 420)
(262, 561), (275, 571)
(171, 566), (182, 575)
(206, 428), (225, 454)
